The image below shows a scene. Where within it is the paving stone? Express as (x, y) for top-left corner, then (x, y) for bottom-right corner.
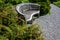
(33, 4), (60, 40)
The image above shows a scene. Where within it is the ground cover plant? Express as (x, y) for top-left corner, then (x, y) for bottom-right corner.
(50, 0), (59, 3)
(54, 1), (60, 8)
(0, 0), (60, 40)
(0, 0), (44, 40)
(0, 5), (44, 40)
(1, 0), (60, 40)
(29, 0), (51, 16)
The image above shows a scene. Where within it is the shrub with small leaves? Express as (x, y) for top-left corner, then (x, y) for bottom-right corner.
(50, 0), (59, 3)
(54, 1), (60, 7)
(0, 1), (44, 40)
(29, 0), (51, 16)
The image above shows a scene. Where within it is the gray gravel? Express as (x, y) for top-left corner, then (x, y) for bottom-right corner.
(33, 4), (60, 40)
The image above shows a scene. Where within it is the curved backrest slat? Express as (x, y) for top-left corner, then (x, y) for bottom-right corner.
(16, 3), (40, 22)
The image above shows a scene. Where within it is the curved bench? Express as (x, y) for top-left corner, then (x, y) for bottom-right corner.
(16, 3), (40, 23)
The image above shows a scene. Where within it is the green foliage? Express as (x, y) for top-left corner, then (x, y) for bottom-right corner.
(0, 1), (43, 40)
(54, 1), (60, 7)
(0, 1), (4, 12)
(21, 0), (29, 3)
(38, 0), (51, 16)
(0, 0), (51, 16)
(50, 0), (60, 3)
(0, 35), (6, 40)
(3, 0), (29, 5)
(10, 0), (22, 5)
(29, 0), (51, 16)
(0, 11), (43, 40)
(0, 24), (43, 40)
(29, 0), (37, 3)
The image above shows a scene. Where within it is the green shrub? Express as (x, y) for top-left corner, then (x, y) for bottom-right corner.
(0, 24), (44, 40)
(54, 1), (60, 7)
(0, 0), (51, 16)
(0, 2), (44, 40)
(38, 0), (51, 16)
(29, 0), (37, 3)
(29, 0), (51, 16)
(0, 1), (5, 12)
(50, 0), (59, 3)
(3, 0), (29, 5)
(0, 9), (44, 40)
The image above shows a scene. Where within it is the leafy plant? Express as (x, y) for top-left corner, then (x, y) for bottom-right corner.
(54, 1), (60, 7)
(29, 0), (51, 16)
(3, 0), (29, 5)
(0, 1), (5, 12)
(0, 1), (44, 40)
(0, 11), (44, 40)
(0, 23), (44, 40)
(38, 0), (51, 16)
(50, 0), (59, 3)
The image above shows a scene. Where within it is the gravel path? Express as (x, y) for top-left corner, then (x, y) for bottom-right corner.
(33, 4), (60, 40)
